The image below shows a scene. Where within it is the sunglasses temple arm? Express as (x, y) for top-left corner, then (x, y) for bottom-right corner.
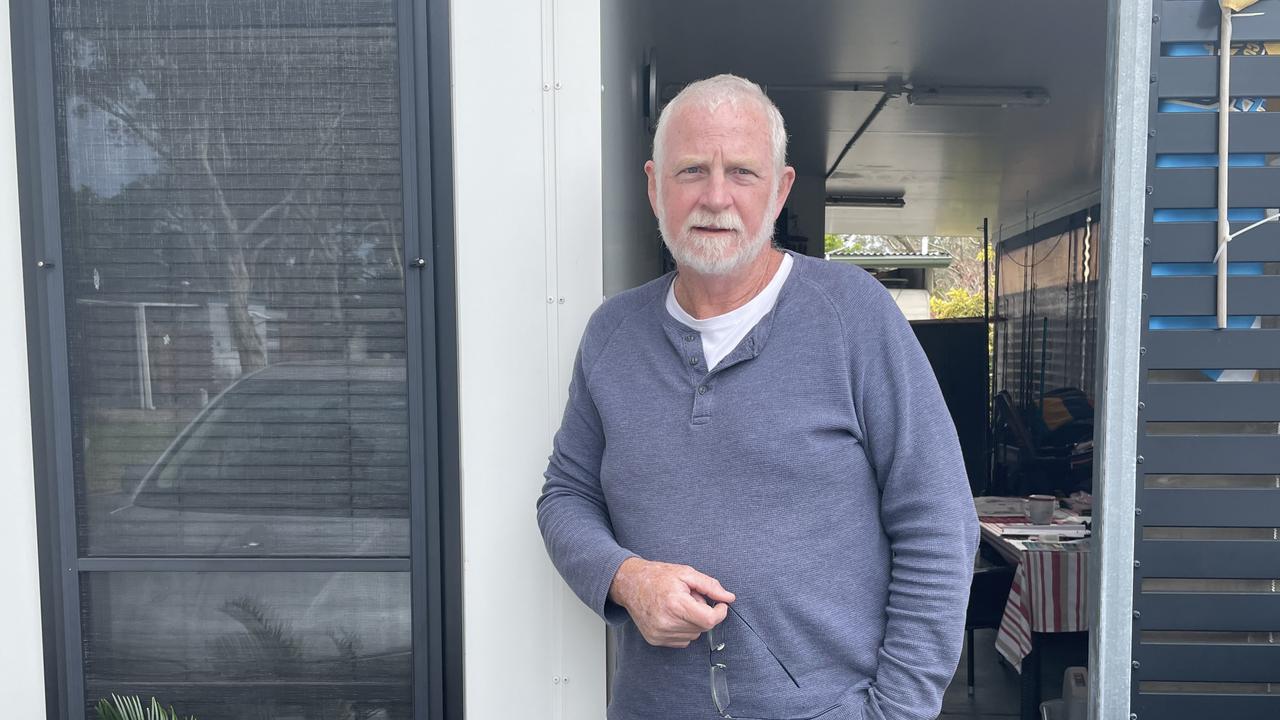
(726, 605), (801, 689)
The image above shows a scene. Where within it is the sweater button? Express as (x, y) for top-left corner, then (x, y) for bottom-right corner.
(697, 385), (708, 395)
(684, 334), (695, 342)
(688, 356), (699, 366)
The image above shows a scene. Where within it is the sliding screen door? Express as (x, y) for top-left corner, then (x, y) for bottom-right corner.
(29, 1), (440, 717)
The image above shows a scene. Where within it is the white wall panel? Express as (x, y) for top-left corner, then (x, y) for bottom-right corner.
(452, 0), (605, 717)
(551, 1), (607, 718)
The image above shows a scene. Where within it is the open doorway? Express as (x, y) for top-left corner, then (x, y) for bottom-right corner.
(602, 2), (1108, 718)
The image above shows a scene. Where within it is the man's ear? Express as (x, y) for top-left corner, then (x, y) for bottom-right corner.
(774, 166), (797, 212)
(645, 160), (659, 217)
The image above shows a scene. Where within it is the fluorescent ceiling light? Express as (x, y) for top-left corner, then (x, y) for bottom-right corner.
(908, 86), (1050, 108)
(825, 194), (906, 209)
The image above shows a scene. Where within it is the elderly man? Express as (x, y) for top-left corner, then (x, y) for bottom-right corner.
(538, 74), (978, 720)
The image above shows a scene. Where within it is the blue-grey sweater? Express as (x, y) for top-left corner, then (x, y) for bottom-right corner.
(538, 251), (979, 720)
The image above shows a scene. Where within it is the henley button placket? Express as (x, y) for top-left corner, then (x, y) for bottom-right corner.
(690, 352), (713, 423)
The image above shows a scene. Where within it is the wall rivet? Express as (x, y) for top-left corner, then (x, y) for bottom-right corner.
(1143, 237), (1151, 246)
(1136, 507), (1144, 516)
(1139, 347), (1147, 356)
(1137, 455), (1144, 464)
(1145, 185), (1154, 195)
(1134, 560), (1141, 568)
(1133, 610), (1141, 619)
(1138, 401), (1145, 411)
(558, 298), (566, 304)
(1132, 660), (1141, 670)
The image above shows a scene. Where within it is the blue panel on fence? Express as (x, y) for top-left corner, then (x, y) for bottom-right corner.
(1158, 97), (1269, 112)
(1155, 153), (1269, 167)
(1153, 208), (1271, 222)
(1151, 262), (1267, 275)
(1149, 315), (1261, 329)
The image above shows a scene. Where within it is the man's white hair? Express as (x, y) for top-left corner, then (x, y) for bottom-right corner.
(652, 74), (788, 178)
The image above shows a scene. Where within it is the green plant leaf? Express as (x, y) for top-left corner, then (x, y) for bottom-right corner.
(94, 694), (195, 720)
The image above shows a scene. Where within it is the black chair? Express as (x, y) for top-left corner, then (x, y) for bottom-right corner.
(964, 563), (1016, 696)
(991, 390), (1085, 496)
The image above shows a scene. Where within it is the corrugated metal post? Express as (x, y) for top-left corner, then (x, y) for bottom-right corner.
(1097, 0), (1153, 716)
(1092, 0), (1151, 718)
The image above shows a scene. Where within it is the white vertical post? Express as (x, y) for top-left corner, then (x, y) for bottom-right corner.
(452, 0), (606, 717)
(1217, 7), (1232, 328)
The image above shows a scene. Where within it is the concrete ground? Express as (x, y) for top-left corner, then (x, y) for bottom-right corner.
(941, 628), (1089, 720)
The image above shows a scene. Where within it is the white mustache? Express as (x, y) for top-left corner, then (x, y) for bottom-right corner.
(682, 210), (744, 234)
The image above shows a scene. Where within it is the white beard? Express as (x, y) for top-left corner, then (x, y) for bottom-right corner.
(658, 193), (778, 276)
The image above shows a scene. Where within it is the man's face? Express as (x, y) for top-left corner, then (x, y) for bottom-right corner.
(646, 103), (795, 276)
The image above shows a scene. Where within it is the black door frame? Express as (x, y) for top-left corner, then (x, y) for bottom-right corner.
(9, 1), (461, 718)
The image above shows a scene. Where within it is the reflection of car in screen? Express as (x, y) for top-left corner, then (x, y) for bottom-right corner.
(106, 360), (410, 557)
(88, 361), (413, 719)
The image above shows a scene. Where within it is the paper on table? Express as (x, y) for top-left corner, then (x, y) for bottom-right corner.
(995, 524), (1090, 538)
(974, 496), (1027, 517)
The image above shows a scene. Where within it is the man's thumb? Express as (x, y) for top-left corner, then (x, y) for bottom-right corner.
(685, 570), (736, 604)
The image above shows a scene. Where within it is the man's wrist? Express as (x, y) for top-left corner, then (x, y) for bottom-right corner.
(609, 556), (645, 608)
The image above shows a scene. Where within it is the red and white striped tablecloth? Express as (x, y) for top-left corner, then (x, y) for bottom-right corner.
(982, 520), (1091, 673)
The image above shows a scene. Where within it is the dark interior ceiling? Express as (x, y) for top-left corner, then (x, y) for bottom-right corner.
(649, 0), (1108, 238)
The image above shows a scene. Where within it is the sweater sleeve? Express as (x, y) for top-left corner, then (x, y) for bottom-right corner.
(851, 294), (980, 720)
(536, 345), (636, 625)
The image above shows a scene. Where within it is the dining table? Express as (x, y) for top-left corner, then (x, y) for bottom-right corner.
(973, 496), (1091, 720)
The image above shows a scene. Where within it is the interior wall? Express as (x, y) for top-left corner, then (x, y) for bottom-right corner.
(0, 0), (48, 712)
(452, 0), (606, 717)
(785, 173), (826, 258)
(601, 0), (658, 296)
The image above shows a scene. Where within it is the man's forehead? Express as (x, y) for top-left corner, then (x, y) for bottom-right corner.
(662, 104), (771, 158)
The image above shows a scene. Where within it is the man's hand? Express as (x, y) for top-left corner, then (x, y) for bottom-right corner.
(609, 557), (736, 648)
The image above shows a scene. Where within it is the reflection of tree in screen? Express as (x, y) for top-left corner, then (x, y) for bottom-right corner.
(209, 596), (402, 720)
(55, 6), (407, 495)
(57, 10), (404, 386)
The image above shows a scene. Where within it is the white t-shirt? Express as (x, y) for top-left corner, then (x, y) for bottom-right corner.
(665, 253), (794, 371)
